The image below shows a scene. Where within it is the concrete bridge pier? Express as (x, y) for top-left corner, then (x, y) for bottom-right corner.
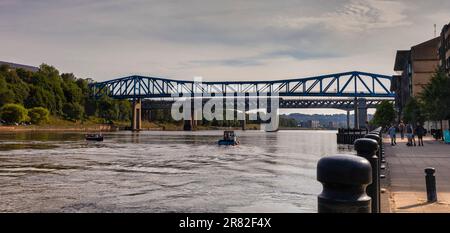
(236, 94), (246, 131)
(183, 110), (195, 131)
(346, 110), (350, 129)
(240, 119), (246, 130)
(183, 99), (196, 131)
(132, 98), (142, 131)
(358, 98), (368, 129)
(354, 97), (359, 129)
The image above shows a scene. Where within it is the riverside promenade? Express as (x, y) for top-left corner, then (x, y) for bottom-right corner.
(384, 135), (450, 213)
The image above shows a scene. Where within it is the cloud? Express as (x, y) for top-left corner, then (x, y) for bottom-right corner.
(273, 0), (410, 32)
(0, 0), (449, 82)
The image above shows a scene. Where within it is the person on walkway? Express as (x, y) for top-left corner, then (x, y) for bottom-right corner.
(411, 124), (417, 147)
(406, 123), (413, 146)
(388, 124), (397, 146)
(415, 123), (426, 146)
(399, 121), (405, 140)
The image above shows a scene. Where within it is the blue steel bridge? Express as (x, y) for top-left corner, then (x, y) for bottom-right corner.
(89, 71), (395, 131)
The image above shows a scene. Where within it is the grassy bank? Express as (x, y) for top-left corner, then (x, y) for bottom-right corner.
(0, 117), (262, 132)
(0, 116), (115, 132)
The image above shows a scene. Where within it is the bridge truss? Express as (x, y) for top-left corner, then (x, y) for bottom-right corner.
(90, 71), (395, 99)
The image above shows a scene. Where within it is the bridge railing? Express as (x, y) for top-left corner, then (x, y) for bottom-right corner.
(336, 128), (369, 144)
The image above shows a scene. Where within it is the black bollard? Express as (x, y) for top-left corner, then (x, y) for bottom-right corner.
(354, 138), (379, 213)
(317, 154), (372, 213)
(365, 133), (384, 168)
(425, 168), (438, 202)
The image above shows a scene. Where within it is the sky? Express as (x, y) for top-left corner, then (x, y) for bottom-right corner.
(1, 0), (449, 114)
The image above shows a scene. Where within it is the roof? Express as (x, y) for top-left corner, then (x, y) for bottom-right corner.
(411, 37), (440, 60)
(394, 50), (410, 71)
(0, 61), (39, 72)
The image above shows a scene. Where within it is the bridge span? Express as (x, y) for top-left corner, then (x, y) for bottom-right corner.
(89, 71), (395, 131)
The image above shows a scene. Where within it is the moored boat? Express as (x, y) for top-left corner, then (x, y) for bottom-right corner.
(218, 131), (239, 146)
(85, 133), (104, 141)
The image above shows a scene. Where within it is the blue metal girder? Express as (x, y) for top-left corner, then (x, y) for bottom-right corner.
(89, 71), (395, 99)
(141, 98), (394, 111)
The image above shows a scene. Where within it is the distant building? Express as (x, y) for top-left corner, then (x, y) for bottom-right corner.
(439, 22), (450, 75)
(303, 120), (320, 128)
(0, 61), (39, 72)
(327, 121), (337, 129)
(392, 37), (440, 118)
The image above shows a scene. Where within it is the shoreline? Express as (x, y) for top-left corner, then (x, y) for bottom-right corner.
(0, 125), (339, 133)
(0, 125), (114, 132)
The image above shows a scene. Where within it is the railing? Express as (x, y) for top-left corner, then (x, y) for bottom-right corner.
(317, 127), (384, 213)
(336, 128), (369, 144)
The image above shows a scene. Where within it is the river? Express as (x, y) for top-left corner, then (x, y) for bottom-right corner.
(0, 130), (349, 212)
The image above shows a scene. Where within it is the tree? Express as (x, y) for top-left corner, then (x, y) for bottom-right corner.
(371, 100), (396, 127)
(62, 102), (84, 121)
(28, 107), (50, 124)
(31, 64), (66, 114)
(279, 115), (298, 127)
(403, 97), (426, 125)
(420, 69), (450, 131)
(0, 103), (28, 124)
(0, 62), (134, 125)
(25, 85), (56, 111)
(117, 100), (132, 121)
(97, 95), (119, 121)
(0, 75), (14, 106)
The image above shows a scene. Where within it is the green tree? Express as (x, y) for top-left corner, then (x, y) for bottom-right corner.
(28, 107), (50, 124)
(371, 100), (396, 127)
(25, 85), (56, 111)
(0, 75), (14, 106)
(31, 64), (66, 114)
(279, 115), (298, 127)
(420, 69), (450, 129)
(117, 100), (132, 121)
(97, 95), (119, 121)
(0, 66), (29, 104)
(62, 79), (83, 104)
(403, 97), (426, 125)
(62, 102), (84, 121)
(0, 103), (28, 124)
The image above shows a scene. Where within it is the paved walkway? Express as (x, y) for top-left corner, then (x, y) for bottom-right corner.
(384, 135), (450, 213)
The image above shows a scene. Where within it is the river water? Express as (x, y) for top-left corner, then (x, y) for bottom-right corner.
(0, 130), (349, 213)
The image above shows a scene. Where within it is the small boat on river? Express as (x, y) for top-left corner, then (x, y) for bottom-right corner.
(218, 131), (239, 146)
(85, 133), (104, 141)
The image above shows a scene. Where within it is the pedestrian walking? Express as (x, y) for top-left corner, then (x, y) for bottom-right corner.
(388, 124), (397, 146)
(415, 123), (426, 146)
(406, 123), (413, 146)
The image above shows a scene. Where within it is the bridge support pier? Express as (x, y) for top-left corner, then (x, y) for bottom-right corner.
(132, 99), (142, 131)
(346, 110), (350, 129)
(183, 100), (196, 131)
(354, 97), (359, 129)
(358, 98), (368, 129)
(240, 119), (246, 130)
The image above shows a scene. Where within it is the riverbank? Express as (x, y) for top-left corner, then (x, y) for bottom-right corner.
(383, 135), (450, 213)
(0, 119), (263, 132)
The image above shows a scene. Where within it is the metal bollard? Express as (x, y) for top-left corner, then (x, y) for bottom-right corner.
(425, 168), (438, 202)
(354, 138), (380, 213)
(365, 133), (384, 168)
(364, 133), (383, 208)
(317, 154), (372, 213)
